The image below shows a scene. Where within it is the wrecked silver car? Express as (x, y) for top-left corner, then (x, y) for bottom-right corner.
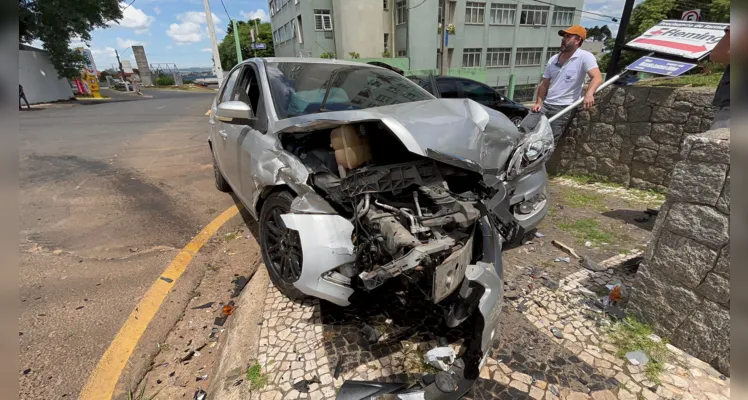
(208, 58), (553, 395)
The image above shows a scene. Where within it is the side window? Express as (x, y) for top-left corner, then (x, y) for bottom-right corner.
(234, 64), (269, 132)
(460, 80), (495, 103)
(218, 67), (243, 104)
(437, 79), (459, 98)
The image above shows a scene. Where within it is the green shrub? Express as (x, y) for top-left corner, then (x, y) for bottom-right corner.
(320, 52), (336, 59)
(155, 74), (175, 86)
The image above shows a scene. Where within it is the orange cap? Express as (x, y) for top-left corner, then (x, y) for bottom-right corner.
(558, 25), (587, 40)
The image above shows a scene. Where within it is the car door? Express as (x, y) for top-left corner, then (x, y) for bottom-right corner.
(457, 79), (499, 108)
(211, 66), (243, 190)
(435, 77), (460, 99)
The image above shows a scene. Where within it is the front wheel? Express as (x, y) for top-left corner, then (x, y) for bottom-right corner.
(511, 115), (523, 128)
(212, 148), (232, 193)
(259, 191), (309, 301)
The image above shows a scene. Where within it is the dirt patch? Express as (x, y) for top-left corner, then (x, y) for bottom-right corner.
(134, 221), (263, 398)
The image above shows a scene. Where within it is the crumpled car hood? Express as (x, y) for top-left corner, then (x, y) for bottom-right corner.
(271, 98), (523, 175)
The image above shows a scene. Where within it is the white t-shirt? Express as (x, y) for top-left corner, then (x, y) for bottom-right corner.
(542, 49), (599, 106)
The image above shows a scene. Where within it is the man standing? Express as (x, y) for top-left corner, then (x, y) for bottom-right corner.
(532, 25), (603, 143)
(19, 84), (31, 110)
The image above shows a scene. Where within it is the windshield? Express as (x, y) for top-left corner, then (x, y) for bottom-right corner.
(265, 62), (434, 119)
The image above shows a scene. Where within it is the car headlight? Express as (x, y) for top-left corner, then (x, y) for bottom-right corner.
(506, 115), (554, 179)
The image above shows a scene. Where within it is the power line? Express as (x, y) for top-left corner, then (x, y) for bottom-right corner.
(409, 0), (428, 10)
(122, 0), (137, 12)
(219, 0), (232, 22)
(529, 0), (619, 22)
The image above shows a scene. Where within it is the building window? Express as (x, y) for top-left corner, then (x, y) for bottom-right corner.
(465, 2), (485, 24)
(520, 5), (548, 26)
(546, 49), (557, 63)
(552, 7), (575, 26)
(489, 4), (515, 25)
(383, 0), (388, 10)
(486, 47), (511, 67)
(515, 47), (543, 66)
(270, 0), (276, 16)
(397, 50), (407, 57)
(384, 33), (389, 52)
(463, 48), (481, 67)
(314, 9), (333, 31)
(396, 1), (407, 25)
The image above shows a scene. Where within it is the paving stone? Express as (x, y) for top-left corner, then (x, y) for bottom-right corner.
(529, 386), (545, 399)
(618, 389), (638, 400)
(512, 371), (533, 385)
(590, 390), (616, 400)
(509, 380), (529, 392)
(640, 388), (660, 400)
(493, 370), (511, 385)
(566, 391), (591, 400)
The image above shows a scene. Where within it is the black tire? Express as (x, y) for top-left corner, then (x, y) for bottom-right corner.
(212, 148), (232, 193)
(510, 115), (523, 128)
(259, 191), (308, 301)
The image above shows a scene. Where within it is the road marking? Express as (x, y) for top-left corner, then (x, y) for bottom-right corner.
(79, 204), (242, 400)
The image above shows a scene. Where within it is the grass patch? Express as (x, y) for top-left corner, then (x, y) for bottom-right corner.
(637, 73), (722, 88)
(246, 363), (268, 390)
(553, 173), (665, 206)
(128, 382), (161, 400)
(558, 218), (616, 245)
(609, 318), (670, 384)
(560, 188), (607, 211)
(224, 231), (240, 242)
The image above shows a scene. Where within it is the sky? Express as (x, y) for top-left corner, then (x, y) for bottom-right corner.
(32, 0), (643, 70)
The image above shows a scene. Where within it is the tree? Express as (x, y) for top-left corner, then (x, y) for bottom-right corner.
(586, 25), (613, 42)
(19, 0), (122, 78)
(218, 18), (274, 70)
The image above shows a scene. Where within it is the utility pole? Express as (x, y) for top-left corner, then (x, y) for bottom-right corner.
(203, 0), (224, 87)
(439, 0), (448, 75)
(232, 19), (243, 63)
(114, 49), (130, 92)
(254, 18), (261, 58)
(606, 0), (636, 79)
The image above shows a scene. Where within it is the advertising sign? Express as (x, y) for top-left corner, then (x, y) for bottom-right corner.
(626, 20), (729, 59)
(76, 47), (101, 98)
(681, 9), (701, 21)
(121, 60), (134, 74)
(626, 56), (697, 76)
(252, 43), (267, 50)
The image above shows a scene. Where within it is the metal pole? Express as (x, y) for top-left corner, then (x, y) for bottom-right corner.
(114, 49), (129, 92)
(606, 0), (636, 78)
(203, 0), (224, 87)
(507, 74), (516, 101)
(254, 18), (261, 58)
(232, 19), (243, 63)
(439, 0), (448, 75)
(548, 73), (623, 123)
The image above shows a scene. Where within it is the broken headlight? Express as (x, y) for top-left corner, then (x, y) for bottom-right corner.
(506, 115), (554, 179)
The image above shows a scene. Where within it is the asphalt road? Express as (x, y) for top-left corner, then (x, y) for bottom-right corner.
(18, 90), (237, 399)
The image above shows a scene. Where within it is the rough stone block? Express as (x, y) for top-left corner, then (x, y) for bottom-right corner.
(714, 244), (729, 278)
(596, 157), (615, 175)
(677, 88), (716, 108)
(576, 110), (590, 123)
(697, 272), (730, 305)
(651, 230), (718, 289)
(609, 134), (624, 148)
(654, 144), (681, 170)
(585, 156), (598, 171)
(600, 106), (617, 123)
(633, 135), (658, 150)
(627, 105), (653, 122)
(629, 122), (652, 137)
(689, 138), (730, 164)
(589, 122), (615, 140)
(652, 107), (689, 124)
(616, 124), (630, 137)
(685, 115), (702, 133)
(716, 174), (730, 214)
(668, 162), (728, 206)
(633, 148), (657, 164)
(629, 264), (702, 336)
(665, 202), (729, 249)
(579, 142), (593, 155)
(610, 88), (626, 106)
(700, 118), (713, 132)
(630, 178), (666, 193)
(671, 101), (692, 112)
(589, 104), (600, 121)
(651, 123), (684, 146)
(671, 301), (729, 365)
(615, 106), (627, 122)
(645, 202), (672, 261)
(624, 86), (651, 107)
(619, 141), (635, 163)
(631, 162), (668, 185)
(712, 348), (730, 376)
(647, 87), (675, 107)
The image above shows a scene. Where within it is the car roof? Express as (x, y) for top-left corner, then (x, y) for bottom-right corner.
(241, 57), (382, 69)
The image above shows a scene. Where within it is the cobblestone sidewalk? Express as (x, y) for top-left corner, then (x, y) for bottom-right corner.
(251, 252), (729, 400)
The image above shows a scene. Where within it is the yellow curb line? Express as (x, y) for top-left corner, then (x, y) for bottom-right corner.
(79, 204), (242, 400)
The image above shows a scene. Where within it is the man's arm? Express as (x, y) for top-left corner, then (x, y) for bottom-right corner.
(710, 29), (730, 64)
(583, 67), (603, 110)
(532, 78), (550, 112)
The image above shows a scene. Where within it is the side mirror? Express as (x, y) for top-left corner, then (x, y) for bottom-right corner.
(215, 101), (254, 125)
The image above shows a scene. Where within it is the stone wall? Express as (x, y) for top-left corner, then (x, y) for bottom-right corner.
(552, 85), (716, 192)
(628, 129), (730, 375)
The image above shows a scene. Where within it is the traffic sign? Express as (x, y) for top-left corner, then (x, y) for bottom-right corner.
(682, 9), (701, 21)
(626, 20), (729, 59)
(252, 43), (267, 50)
(626, 56), (697, 77)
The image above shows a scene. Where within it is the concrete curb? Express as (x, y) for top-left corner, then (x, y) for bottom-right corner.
(207, 265), (270, 399)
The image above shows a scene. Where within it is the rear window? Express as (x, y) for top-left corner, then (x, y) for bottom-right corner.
(265, 62), (434, 119)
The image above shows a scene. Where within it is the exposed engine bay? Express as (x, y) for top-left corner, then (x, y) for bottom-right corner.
(280, 120), (524, 307)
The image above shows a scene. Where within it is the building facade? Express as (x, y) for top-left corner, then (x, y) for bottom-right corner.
(270, 0), (584, 94)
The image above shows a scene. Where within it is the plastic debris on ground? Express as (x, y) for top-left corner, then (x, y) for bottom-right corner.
(333, 356), (344, 379)
(626, 351), (649, 366)
(534, 231), (545, 238)
(539, 276), (560, 290)
(292, 376), (321, 393)
(549, 327), (564, 339)
(424, 347), (456, 371)
(551, 240), (580, 259)
(554, 257), (570, 263)
(361, 324), (382, 344)
(584, 241), (592, 248)
(191, 302), (214, 310)
(196, 374), (208, 382)
(193, 389), (207, 400)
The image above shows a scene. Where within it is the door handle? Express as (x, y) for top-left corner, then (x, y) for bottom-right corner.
(219, 130), (228, 139)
